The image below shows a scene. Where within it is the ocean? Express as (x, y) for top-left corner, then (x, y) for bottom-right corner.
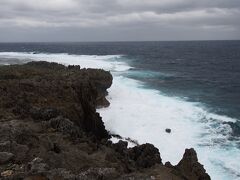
(0, 41), (240, 179)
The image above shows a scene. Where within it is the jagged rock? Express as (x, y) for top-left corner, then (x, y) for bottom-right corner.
(0, 62), (210, 180)
(26, 61), (66, 70)
(176, 148), (211, 180)
(68, 65), (81, 70)
(78, 99), (109, 139)
(165, 161), (173, 168)
(0, 152), (14, 164)
(0, 61), (111, 140)
(128, 143), (162, 168)
(113, 140), (128, 154)
(96, 95), (110, 108)
(125, 137), (139, 146)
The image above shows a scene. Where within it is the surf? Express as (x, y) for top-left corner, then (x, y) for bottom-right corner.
(0, 51), (240, 180)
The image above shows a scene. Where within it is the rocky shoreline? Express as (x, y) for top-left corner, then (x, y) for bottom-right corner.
(0, 61), (210, 180)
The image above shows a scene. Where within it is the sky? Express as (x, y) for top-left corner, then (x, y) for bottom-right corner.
(0, 0), (240, 42)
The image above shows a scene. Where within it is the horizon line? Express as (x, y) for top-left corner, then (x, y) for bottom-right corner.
(0, 39), (240, 43)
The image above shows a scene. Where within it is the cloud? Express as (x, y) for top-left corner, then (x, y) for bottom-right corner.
(0, 0), (239, 41)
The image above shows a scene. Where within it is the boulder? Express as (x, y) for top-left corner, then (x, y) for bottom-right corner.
(165, 128), (171, 133)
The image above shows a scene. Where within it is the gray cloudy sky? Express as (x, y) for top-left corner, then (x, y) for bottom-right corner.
(0, 0), (240, 42)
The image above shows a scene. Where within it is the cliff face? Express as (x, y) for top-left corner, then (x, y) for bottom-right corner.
(0, 61), (210, 180)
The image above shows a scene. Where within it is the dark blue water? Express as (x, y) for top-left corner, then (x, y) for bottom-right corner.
(1, 41), (240, 179)
(0, 41), (240, 120)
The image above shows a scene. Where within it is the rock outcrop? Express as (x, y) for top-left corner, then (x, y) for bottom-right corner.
(176, 148), (211, 180)
(0, 61), (210, 179)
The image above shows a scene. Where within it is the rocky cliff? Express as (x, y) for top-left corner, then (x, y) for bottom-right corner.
(0, 61), (210, 180)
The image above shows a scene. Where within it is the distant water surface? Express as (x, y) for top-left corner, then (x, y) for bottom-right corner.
(0, 41), (240, 180)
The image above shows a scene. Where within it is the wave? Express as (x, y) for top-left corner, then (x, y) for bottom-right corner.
(0, 52), (130, 72)
(0, 52), (240, 180)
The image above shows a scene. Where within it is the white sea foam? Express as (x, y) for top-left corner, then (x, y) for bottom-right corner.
(0, 52), (129, 72)
(1, 52), (240, 180)
(98, 75), (240, 180)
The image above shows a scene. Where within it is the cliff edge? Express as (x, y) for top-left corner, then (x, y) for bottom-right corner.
(0, 61), (210, 180)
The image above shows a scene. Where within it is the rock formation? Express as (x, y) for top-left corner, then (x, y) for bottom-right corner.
(176, 148), (211, 180)
(0, 61), (210, 179)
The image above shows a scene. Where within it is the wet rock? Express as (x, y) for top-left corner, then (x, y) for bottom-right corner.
(165, 128), (171, 133)
(96, 95), (110, 108)
(125, 137), (139, 146)
(111, 134), (123, 139)
(0, 152), (14, 164)
(176, 148), (211, 180)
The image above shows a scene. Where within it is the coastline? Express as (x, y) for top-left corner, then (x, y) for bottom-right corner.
(0, 61), (210, 179)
